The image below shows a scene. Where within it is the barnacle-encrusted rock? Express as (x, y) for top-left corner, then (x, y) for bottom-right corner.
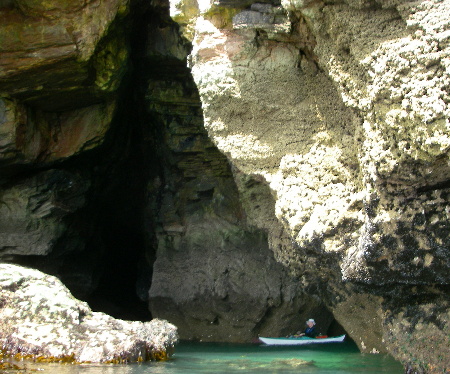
(168, 0), (450, 371)
(0, 264), (178, 363)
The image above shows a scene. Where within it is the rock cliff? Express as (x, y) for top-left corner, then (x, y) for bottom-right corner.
(0, 0), (449, 372)
(167, 0), (450, 371)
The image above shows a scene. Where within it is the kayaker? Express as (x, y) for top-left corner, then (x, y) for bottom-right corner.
(299, 319), (318, 338)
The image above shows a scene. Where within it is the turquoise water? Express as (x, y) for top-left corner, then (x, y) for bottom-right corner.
(4, 341), (404, 373)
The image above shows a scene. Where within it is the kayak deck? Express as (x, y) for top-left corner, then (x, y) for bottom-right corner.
(259, 335), (346, 346)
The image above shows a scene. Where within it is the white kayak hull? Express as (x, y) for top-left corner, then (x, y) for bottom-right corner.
(259, 335), (346, 346)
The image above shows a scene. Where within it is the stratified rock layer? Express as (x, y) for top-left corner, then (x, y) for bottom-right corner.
(0, 0), (129, 109)
(0, 264), (178, 363)
(0, 0), (128, 173)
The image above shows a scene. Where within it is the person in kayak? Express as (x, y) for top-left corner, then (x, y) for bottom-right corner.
(299, 319), (318, 337)
(289, 318), (318, 338)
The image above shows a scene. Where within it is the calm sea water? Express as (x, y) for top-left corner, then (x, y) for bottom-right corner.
(5, 341), (404, 374)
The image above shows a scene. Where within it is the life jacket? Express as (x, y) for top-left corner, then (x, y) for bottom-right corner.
(304, 327), (317, 337)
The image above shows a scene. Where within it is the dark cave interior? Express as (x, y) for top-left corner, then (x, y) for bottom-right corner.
(76, 1), (170, 321)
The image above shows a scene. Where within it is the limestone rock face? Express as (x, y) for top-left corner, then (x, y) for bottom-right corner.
(169, 0), (450, 370)
(0, 264), (178, 362)
(302, 0), (450, 286)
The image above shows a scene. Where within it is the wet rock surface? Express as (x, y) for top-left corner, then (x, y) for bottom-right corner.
(0, 264), (178, 363)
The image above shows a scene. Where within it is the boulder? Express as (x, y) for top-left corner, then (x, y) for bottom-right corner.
(0, 264), (178, 363)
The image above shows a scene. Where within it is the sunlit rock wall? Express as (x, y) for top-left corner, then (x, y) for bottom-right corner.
(169, 0), (449, 371)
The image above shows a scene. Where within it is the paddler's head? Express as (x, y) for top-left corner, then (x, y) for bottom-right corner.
(306, 319), (316, 328)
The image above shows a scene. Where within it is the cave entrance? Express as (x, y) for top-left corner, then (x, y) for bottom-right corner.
(85, 224), (152, 321)
(76, 79), (156, 322)
(81, 2), (187, 322)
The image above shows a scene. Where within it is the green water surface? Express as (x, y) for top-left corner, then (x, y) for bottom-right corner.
(3, 341), (404, 374)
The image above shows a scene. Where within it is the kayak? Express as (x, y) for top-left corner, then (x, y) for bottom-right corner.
(258, 334), (346, 346)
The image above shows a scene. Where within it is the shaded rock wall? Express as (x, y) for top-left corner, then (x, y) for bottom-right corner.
(0, 0), (153, 320)
(140, 5), (330, 341)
